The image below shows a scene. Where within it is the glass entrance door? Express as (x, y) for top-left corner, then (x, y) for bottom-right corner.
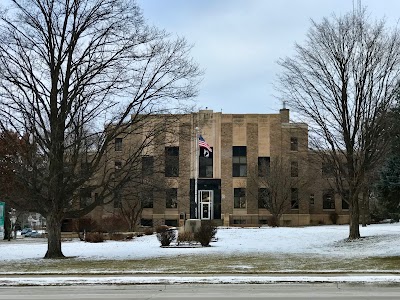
(199, 190), (213, 220)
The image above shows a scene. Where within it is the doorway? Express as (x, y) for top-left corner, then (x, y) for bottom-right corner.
(199, 190), (213, 220)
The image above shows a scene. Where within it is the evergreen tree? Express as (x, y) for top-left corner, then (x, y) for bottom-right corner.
(376, 103), (400, 218)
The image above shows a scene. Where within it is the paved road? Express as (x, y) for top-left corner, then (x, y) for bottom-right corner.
(0, 284), (400, 299)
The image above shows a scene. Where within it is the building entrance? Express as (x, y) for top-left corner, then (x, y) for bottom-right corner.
(199, 190), (213, 220)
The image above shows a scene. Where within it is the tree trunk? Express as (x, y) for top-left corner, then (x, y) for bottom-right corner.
(361, 189), (368, 227)
(348, 194), (360, 239)
(44, 213), (65, 259)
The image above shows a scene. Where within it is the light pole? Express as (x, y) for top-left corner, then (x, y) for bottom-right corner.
(194, 127), (199, 219)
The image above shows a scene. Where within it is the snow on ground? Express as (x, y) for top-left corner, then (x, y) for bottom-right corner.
(1, 223), (400, 285)
(1, 223), (400, 261)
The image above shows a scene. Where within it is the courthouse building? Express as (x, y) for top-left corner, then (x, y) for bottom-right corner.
(83, 108), (351, 229)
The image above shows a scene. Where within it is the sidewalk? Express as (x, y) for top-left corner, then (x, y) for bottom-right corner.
(1, 273), (400, 286)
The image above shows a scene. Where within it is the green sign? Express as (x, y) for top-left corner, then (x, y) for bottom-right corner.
(0, 202), (4, 239)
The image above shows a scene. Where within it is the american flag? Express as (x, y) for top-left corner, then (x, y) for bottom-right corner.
(199, 135), (212, 152)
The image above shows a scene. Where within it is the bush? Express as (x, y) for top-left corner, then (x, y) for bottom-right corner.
(143, 228), (154, 235)
(177, 231), (195, 244)
(78, 217), (99, 232)
(101, 215), (128, 234)
(267, 216), (279, 227)
(156, 225), (176, 246)
(85, 232), (104, 243)
(329, 212), (339, 224)
(109, 233), (126, 241)
(194, 220), (217, 247)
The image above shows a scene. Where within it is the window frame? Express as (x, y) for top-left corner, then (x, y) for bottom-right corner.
(115, 138), (123, 152)
(258, 157), (270, 177)
(323, 189), (335, 210)
(291, 161), (299, 177)
(166, 188), (178, 209)
(234, 188), (246, 209)
(290, 137), (298, 151)
(232, 146), (247, 177)
(165, 147), (179, 177)
(291, 187), (299, 209)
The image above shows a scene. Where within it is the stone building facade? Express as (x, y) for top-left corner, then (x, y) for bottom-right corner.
(85, 108), (351, 229)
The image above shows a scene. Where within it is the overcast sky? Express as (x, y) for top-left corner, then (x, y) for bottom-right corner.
(137, 0), (400, 114)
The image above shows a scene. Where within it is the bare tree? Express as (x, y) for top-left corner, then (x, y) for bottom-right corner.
(249, 156), (313, 226)
(277, 9), (400, 239)
(0, 0), (201, 258)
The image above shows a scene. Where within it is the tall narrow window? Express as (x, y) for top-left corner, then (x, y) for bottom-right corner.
(165, 147), (179, 177)
(234, 188), (246, 208)
(79, 188), (92, 208)
(166, 188), (178, 208)
(322, 162), (335, 177)
(258, 188), (270, 209)
(114, 188), (122, 209)
(342, 190), (350, 210)
(142, 156), (154, 177)
(291, 161), (299, 177)
(290, 137), (298, 151)
(199, 147), (213, 178)
(323, 189), (335, 209)
(309, 193), (315, 206)
(258, 157), (270, 177)
(291, 188), (299, 209)
(115, 138), (123, 151)
(114, 161), (122, 170)
(232, 146), (247, 177)
(141, 190), (153, 208)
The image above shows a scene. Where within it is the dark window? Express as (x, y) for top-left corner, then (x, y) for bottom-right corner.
(141, 190), (153, 208)
(233, 219), (246, 225)
(322, 162), (335, 177)
(166, 188), (178, 208)
(342, 190), (350, 210)
(290, 137), (298, 151)
(142, 156), (154, 177)
(165, 219), (178, 227)
(323, 189), (335, 209)
(234, 188), (246, 208)
(115, 138), (123, 151)
(114, 189), (122, 209)
(233, 146), (247, 177)
(291, 188), (299, 209)
(199, 147), (213, 178)
(141, 219), (153, 227)
(258, 188), (270, 209)
(115, 161), (122, 170)
(80, 161), (91, 176)
(165, 147), (179, 177)
(258, 157), (270, 177)
(310, 193), (315, 206)
(79, 188), (92, 208)
(291, 161), (299, 177)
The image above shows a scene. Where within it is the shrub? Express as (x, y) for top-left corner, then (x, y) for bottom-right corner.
(101, 215), (128, 234)
(329, 212), (339, 224)
(194, 220), (217, 247)
(177, 231), (195, 244)
(156, 225), (176, 246)
(267, 216), (279, 227)
(78, 217), (99, 232)
(109, 233), (125, 241)
(143, 228), (154, 235)
(85, 232), (104, 243)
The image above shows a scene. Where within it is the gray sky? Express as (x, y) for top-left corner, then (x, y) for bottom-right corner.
(137, 0), (400, 114)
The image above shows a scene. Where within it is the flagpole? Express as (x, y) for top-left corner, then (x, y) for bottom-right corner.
(194, 126), (199, 219)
